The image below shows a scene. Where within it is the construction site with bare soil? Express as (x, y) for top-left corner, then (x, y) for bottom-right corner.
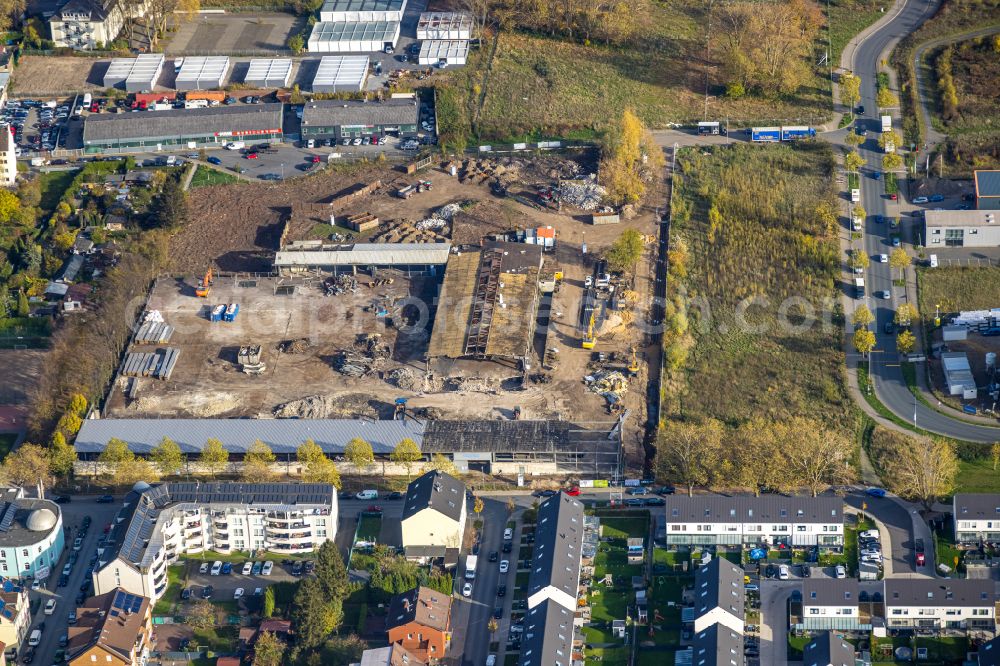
(127, 151), (664, 463)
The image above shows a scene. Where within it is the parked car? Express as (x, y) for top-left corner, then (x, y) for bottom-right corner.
(291, 561), (303, 576)
(489, 551), (499, 563)
(834, 565), (847, 579)
(251, 562), (263, 576)
(207, 156), (222, 165)
(912, 196), (929, 204)
(865, 488), (887, 498)
(462, 582), (472, 597)
(199, 562), (210, 574)
(777, 565), (790, 580)
(180, 588), (191, 600)
(221, 562), (232, 575)
(234, 588), (244, 599)
(242, 561), (253, 575)
(44, 599), (56, 615)
(96, 495), (115, 503)
(262, 561), (273, 576)
(915, 538), (925, 566)
(800, 565), (811, 578)
(201, 585), (214, 599)
(565, 486), (581, 496)
(499, 560), (509, 574)
(930, 194), (944, 202)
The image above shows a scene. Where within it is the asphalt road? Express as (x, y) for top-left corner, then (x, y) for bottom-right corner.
(844, 491), (918, 575)
(24, 496), (121, 666)
(849, 0), (1000, 442)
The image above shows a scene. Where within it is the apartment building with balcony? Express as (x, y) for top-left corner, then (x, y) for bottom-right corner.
(796, 579), (872, 632)
(0, 580), (30, 650)
(49, 0), (140, 49)
(93, 482), (336, 601)
(884, 579), (1000, 631)
(663, 496), (844, 549)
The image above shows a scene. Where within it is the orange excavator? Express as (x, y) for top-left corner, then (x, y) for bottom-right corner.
(195, 268), (213, 298)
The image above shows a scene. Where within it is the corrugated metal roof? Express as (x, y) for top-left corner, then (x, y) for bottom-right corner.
(320, 0), (404, 12)
(419, 40), (469, 61)
(976, 170), (1000, 198)
(74, 418), (424, 454)
(244, 58), (293, 86)
(83, 104), (283, 143)
(301, 99), (418, 129)
(275, 242), (450, 267)
(175, 56), (230, 86)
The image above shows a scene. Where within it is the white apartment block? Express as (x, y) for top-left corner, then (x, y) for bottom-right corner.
(94, 482), (336, 602)
(664, 496), (844, 549)
(885, 579), (1000, 631)
(798, 579), (870, 632)
(953, 494), (1000, 545)
(0, 129), (16, 186)
(49, 0), (136, 49)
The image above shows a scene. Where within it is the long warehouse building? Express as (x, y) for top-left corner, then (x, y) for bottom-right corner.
(82, 104), (284, 153)
(300, 98), (418, 140)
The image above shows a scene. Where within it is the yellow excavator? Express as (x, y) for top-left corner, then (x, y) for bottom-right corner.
(581, 311), (596, 349)
(627, 347), (640, 375)
(195, 267), (213, 298)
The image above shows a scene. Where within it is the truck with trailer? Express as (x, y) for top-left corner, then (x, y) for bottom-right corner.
(780, 126), (816, 141)
(750, 127), (781, 142)
(881, 115), (892, 133)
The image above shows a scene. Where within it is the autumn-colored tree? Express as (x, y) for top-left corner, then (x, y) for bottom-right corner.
(1, 444), (53, 497)
(99, 437), (135, 480)
(992, 442), (1000, 471)
(852, 304), (875, 329)
(391, 438), (423, 481)
(49, 431), (77, 477)
(883, 153), (903, 170)
(850, 249), (870, 272)
(876, 87), (898, 109)
(187, 600), (215, 629)
(343, 437), (374, 469)
(199, 438), (229, 478)
(889, 247), (911, 281)
(840, 73), (861, 114)
(878, 129), (902, 152)
(896, 330), (916, 354)
(253, 631), (285, 666)
(151, 436), (184, 477)
(241, 440), (276, 482)
(780, 417), (854, 496)
(297, 439), (342, 488)
(606, 229), (645, 276)
(894, 302), (918, 328)
(655, 419), (724, 496)
(727, 418), (785, 495)
(599, 109), (663, 206)
(425, 453), (458, 477)
(879, 435), (957, 509)
(845, 130), (864, 147)
(845, 150), (866, 173)
(854, 328), (876, 357)
(852, 205), (866, 222)
(473, 496), (484, 516)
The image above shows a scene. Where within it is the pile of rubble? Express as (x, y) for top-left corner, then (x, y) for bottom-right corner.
(446, 376), (502, 393)
(333, 350), (376, 377)
(436, 203), (462, 220)
(585, 370), (629, 405)
(415, 218), (448, 231)
(273, 393), (377, 419)
(356, 333), (390, 359)
(558, 175), (606, 211)
(280, 338), (312, 354)
(325, 274), (358, 296)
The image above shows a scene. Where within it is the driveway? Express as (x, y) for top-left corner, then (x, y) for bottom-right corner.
(759, 580), (798, 666)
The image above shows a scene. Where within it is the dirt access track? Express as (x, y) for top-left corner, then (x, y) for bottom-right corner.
(167, 155), (664, 460)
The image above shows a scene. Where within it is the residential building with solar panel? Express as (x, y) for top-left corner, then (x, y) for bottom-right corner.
(67, 588), (151, 666)
(0, 579), (30, 653)
(0, 487), (65, 581)
(92, 482), (336, 602)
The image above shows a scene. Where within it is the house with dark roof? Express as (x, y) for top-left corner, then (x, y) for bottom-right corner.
(798, 579), (869, 631)
(884, 579), (1000, 630)
(526, 492), (585, 612)
(693, 557), (745, 634)
(975, 171), (1000, 210)
(518, 599), (578, 666)
(690, 623), (744, 666)
(803, 631), (856, 666)
(67, 588), (152, 666)
(663, 496), (844, 548)
(401, 471), (466, 557)
(385, 586), (452, 663)
(978, 634), (1000, 666)
(953, 493), (1000, 545)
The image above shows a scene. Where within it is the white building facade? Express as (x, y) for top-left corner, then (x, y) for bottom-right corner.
(94, 482), (337, 602)
(953, 494), (1000, 545)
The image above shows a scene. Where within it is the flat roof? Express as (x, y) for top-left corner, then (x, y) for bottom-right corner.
(245, 58), (293, 84)
(976, 170), (1000, 199)
(175, 56), (230, 85)
(105, 54), (164, 86)
(83, 104), (283, 143)
(0, 491), (62, 549)
(419, 40), (469, 60)
(320, 0), (403, 12)
(924, 209), (999, 227)
(275, 242), (449, 267)
(314, 55), (370, 87)
(309, 20), (399, 43)
(300, 99), (418, 129)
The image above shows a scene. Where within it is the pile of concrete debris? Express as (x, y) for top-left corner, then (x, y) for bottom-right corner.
(586, 370), (628, 405)
(280, 338), (313, 354)
(325, 274), (358, 296)
(388, 366), (440, 392)
(357, 333), (390, 359)
(558, 175), (606, 210)
(273, 393), (378, 419)
(333, 350), (377, 377)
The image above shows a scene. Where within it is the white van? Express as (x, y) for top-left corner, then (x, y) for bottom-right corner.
(185, 99), (208, 110)
(356, 489), (378, 500)
(929, 254), (938, 268)
(28, 630), (41, 646)
(210, 561), (223, 576)
(851, 188), (861, 203)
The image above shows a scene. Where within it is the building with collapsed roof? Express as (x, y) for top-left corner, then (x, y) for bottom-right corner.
(74, 417), (624, 478)
(427, 242), (543, 362)
(92, 482), (336, 601)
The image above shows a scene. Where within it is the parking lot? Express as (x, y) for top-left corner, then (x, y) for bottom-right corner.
(164, 13), (305, 55)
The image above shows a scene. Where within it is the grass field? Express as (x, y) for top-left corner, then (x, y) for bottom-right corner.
(827, 0), (884, 63)
(38, 170), (76, 217)
(664, 142), (851, 431)
(190, 166), (240, 188)
(436, 0), (835, 144)
(916, 265), (1000, 320)
(957, 458), (1000, 492)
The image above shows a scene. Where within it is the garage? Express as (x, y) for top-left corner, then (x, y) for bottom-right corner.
(175, 56), (231, 91)
(243, 58), (294, 88)
(311, 55), (369, 93)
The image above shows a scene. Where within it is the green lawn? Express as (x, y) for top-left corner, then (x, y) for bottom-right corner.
(917, 265), (1000, 317)
(957, 458), (1000, 492)
(871, 635), (968, 664)
(191, 625), (239, 652)
(827, 0), (884, 63)
(788, 634), (812, 660)
(356, 513), (382, 542)
(152, 565), (187, 615)
(38, 169), (77, 215)
(189, 166), (239, 188)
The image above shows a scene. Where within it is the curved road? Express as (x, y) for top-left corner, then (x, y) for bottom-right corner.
(850, 0), (1000, 443)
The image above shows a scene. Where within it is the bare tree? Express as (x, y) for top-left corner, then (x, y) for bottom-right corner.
(655, 419), (723, 496)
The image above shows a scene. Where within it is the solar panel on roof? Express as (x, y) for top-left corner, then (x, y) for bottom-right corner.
(0, 503), (16, 532)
